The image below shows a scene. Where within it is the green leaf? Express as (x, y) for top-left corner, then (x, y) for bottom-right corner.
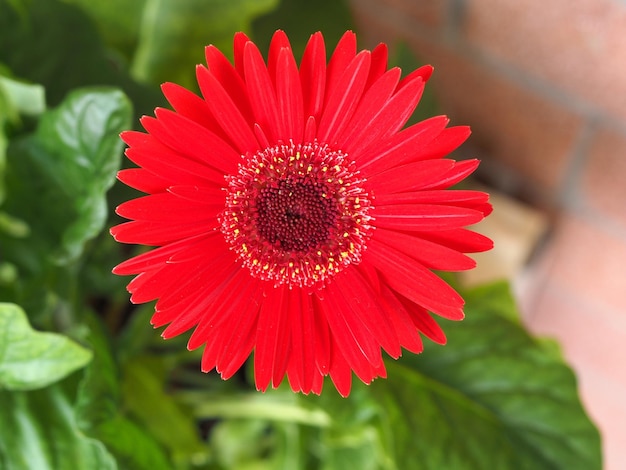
(189, 388), (387, 469)
(36, 87), (130, 263)
(75, 311), (121, 430)
(122, 356), (208, 465)
(0, 74), (46, 118)
(0, 303), (92, 391)
(131, 0), (279, 88)
(369, 281), (602, 470)
(95, 416), (173, 470)
(2, 87), (131, 269)
(0, 383), (116, 470)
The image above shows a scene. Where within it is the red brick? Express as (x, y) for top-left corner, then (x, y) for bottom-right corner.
(578, 371), (626, 470)
(374, 0), (445, 29)
(527, 214), (626, 316)
(463, 0), (626, 123)
(583, 127), (626, 228)
(526, 283), (626, 390)
(525, 284), (626, 470)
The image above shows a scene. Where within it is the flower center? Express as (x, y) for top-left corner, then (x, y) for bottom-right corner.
(221, 141), (373, 288)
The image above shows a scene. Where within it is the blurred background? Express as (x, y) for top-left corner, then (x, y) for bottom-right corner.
(345, 1), (626, 468)
(2, 0), (623, 468)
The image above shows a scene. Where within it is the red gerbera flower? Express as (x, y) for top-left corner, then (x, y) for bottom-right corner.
(111, 30), (492, 397)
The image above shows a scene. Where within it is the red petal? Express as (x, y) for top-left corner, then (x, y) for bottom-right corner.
(276, 47), (304, 142)
(413, 228), (494, 253)
(154, 251), (234, 316)
(336, 67), (401, 151)
(416, 125), (471, 160)
(127, 259), (198, 305)
(117, 168), (169, 194)
(268, 30), (291, 85)
(400, 297), (447, 344)
(272, 289), (294, 388)
(422, 159), (480, 190)
(320, 279), (383, 382)
(116, 192), (218, 223)
(161, 82), (223, 136)
(112, 232), (216, 275)
(312, 294), (331, 375)
(243, 40), (282, 144)
(233, 32), (250, 76)
(318, 51), (371, 144)
(356, 262), (381, 295)
(110, 218), (218, 246)
(366, 42), (389, 90)
(166, 185), (225, 205)
(380, 284), (424, 353)
(325, 31), (357, 104)
(196, 65), (259, 154)
(152, 108), (239, 175)
(204, 44), (254, 124)
(342, 74), (424, 156)
(185, 265), (251, 349)
(374, 228), (476, 271)
(366, 158), (455, 194)
(371, 203), (485, 231)
(366, 238), (466, 320)
(357, 116), (449, 173)
(254, 287), (286, 392)
(123, 130), (223, 187)
(286, 291), (316, 394)
(397, 65), (434, 89)
(300, 32), (326, 121)
(329, 339), (352, 398)
(130, 237), (230, 308)
(311, 369), (324, 395)
(375, 188), (488, 206)
(334, 268), (400, 358)
(214, 279), (263, 378)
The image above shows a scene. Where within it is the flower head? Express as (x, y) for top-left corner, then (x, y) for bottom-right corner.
(111, 30), (493, 397)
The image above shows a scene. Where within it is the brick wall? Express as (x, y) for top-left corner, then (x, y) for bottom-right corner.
(347, 1), (626, 468)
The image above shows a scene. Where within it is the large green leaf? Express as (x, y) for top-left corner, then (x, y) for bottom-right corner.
(0, 303), (92, 391)
(0, 382), (116, 470)
(131, 0), (279, 88)
(368, 282), (602, 469)
(2, 87), (130, 268)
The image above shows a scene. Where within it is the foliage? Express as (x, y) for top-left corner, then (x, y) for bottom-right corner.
(0, 0), (601, 468)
